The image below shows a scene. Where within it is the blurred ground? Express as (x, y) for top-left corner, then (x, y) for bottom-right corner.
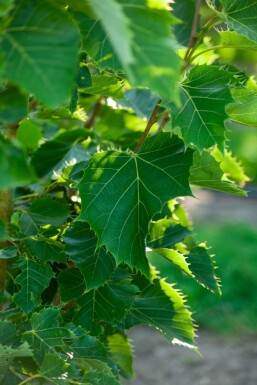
(124, 190), (257, 385)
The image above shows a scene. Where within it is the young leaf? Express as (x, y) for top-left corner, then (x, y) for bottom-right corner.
(125, 277), (195, 346)
(173, 65), (233, 150)
(78, 133), (193, 276)
(1, 0), (80, 107)
(64, 222), (116, 290)
(221, 0), (257, 44)
(107, 333), (135, 378)
(23, 308), (70, 365)
(219, 30), (257, 51)
(226, 88), (257, 128)
(13, 258), (54, 313)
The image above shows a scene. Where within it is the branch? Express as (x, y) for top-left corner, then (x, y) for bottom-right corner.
(134, 99), (162, 153)
(184, 0), (202, 61)
(84, 97), (103, 129)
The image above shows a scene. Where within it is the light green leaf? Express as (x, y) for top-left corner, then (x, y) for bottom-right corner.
(80, 75), (124, 98)
(77, 0), (181, 102)
(31, 129), (92, 178)
(221, 0), (257, 44)
(24, 236), (66, 263)
(64, 222), (116, 290)
(0, 246), (17, 259)
(125, 277), (195, 346)
(190, 150), (247, 196)
(78, 133), (193, 276)
(173, 65), (233, 150)
(0, 0), (14, 16)
(0, 135), (36, 189)
(219, 30), (257, 51)
(1, 0), (80, 107)
(226, 87), (257, 128)
(57, 267), (85, 302)
(19, 198), (69, 236)
(74, 271), (138, 330)
(17, 120), (42, 150)
(13, 258), (54, 313)
(107, 333), (134, 378)
(23, 308), (70, 365)
(0, 85), (27, 124)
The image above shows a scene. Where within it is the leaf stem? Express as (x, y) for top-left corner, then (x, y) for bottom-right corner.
(184, 0), (202, 62)
(134, 99), (161, 153)
(85, 97), (103, 129)
(18, 374), (42, 385)
(190, 44), (257, 62)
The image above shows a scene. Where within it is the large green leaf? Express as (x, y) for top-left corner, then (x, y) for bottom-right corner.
(74, 272), (138, 331)
(76, 0), (181, 102)
(0, 135), (36, 189)
(190, 150), (246, 196)
(64, 222), (116, 290)
(31, 129), (92, 178)
(13, 258), (54, 313)
(1, 0), (80, 106)
(78, 132), (193, 276)
(23, 308), (70, 365)
(19, 198), (69, 236)
(125, 277), (195, 346)
(226, 88), (257, 128)
(107, 333), (134, 379)
(221, 0), (257, 44)
(173, 65), (233, 150)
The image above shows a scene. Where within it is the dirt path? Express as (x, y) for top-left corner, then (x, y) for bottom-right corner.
(123, 327), (257, 385)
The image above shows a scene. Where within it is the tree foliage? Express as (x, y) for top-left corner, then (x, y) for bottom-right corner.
(0, 0), (255, 384)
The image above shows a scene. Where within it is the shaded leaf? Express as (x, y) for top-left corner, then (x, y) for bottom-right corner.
(71, 335), (107, 360)
(78, 133), (193, 276)
(40, 354), (72, 385)
(172, 0), (198, 46)
(0, 322), (16, 345)
(0, 85), (27, 124)
(1, 0), (80, 106)
(13, 258), (54, 313)
(123, 89), (160, 120)
(57, 267), (85, 302)
(24, 236), (65, 263)
(0, 246), (17, 259)
(173, 65), (233, 150)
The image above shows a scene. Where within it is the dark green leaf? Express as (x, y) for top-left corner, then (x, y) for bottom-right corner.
(24, 236), (65, 263)
(0, 322), (16, 345)
(124, 89), (160, 120)
(13, 258), (54, 313)
(221, 0), (257, 44)
(0, 85), (27, 124)
(0, 135), (36, 189)
(64, 222), (116, 290)
(0, 0), (14, 16)
(1, 0), (80, 106)
(23, 308), (70, 365)
(19, 198), (69, 236)
(71, 335), (107, 360)
(57, 267), (85, 302)
(172, 0), (198, 46)
(78, 133), (193, 276)
(40, 354), (72, 385)
(0, 246), (17, 259)
(147, 222), (191, 250)
(173, 65), (233, 150)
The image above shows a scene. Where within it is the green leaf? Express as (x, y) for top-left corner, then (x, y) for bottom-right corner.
(13, 258), (54, 313)
(23, 308), (70, 365)
(0, 322), (16, 345)
(1, 0), (80, 107)
(172, 0), (199, 46)
(57, 267), (85, 302)
(187, 246), (220, 293)
(226, 87), (257, 128)
(31, 129), (92, 178)
(64, 222), (116, 290)
(71, 335), (107, 360)
(124, 89), (160, 120)
(17, 120), (42, 150)
(19, 198), (69, 236)
(173, 65), (233, 150)
(0, 0), (14, 16)
(219, 30), (257, 51)
(107, 333), (134, 379)
(24, 236), (66, 263)
(0, 246), (17, 259)
(147, 222), (191, 250)
(221, 0), (257, 44)
(77, 0), (181, 102)
(78, 133), (193, 276)
(0, 343), (33, 383)
(125, 277), (195, 346)
(74, 271), (138, 330)
(0, 85), (27, 124)
(0, 135), (36, 189)
(40, 354), (72, 385)
(190, 150), (247, 196)
(80, 75), (124, 99)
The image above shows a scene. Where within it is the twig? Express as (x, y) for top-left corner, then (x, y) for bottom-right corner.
(18, 374), (42, 385)
(134, 99), (162, 153)
(184, 0), (202, 62)
(84, 97), (103, 129)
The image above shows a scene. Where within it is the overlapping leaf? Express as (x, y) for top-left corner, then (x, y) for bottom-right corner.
(1, 0), (80, 106)
(172, 0), (198, 46)
(226, 88), (257, 128)
(107, 333), (134, 378)
(13, 258), (54, 313)
(64, 222), (116, 290)
(0, 85), (27, 124)
(25, 236), (65, 263)
(173, 65), (233, 150)
(78, 132), (193, 276)
(219, 31), (257, 51)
